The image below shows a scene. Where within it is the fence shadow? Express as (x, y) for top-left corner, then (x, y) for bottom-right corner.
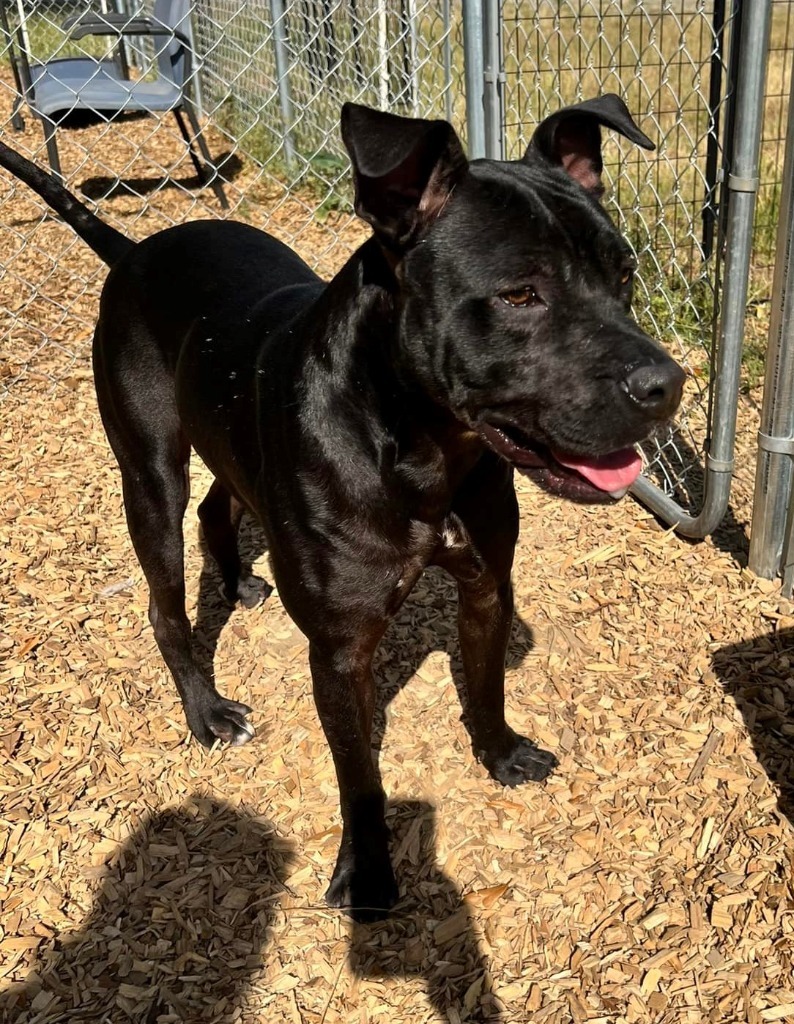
(0, 797), (295, 1023)
(712, 627), (794, 827)
(349, 799), (506, 1022)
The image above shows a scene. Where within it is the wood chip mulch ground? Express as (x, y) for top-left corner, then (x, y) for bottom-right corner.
(1, 96), (793, 1024)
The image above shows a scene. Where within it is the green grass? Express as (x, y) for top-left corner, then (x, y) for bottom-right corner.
(6, 14), (114, 62)
(198, 3), (463, 190)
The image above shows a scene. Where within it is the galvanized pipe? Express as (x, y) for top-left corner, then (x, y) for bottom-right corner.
(270, 0), (296, 173)
(631, 0), (772, 538)
(406, 0), (418, 115)
(377, 0), (388, 110)
(482, 0), (504, 160)
(443, 0), (453, 124)
(462, 0), (485, 158)
(749, 42), (794, 580)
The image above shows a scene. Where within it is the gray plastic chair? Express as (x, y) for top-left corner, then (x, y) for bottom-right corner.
(14, 0), (227, 208)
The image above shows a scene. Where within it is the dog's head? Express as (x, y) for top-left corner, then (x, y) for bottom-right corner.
(341, 96), (685, 504)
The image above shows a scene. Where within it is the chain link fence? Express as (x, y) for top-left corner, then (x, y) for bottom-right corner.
(1, 0), (792, 523)
(0, 0), (463, 398)
(502, 0), (793, 513)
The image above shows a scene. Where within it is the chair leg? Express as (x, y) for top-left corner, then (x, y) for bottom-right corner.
(41, 117), (63, 182)
(180, 100), (229, 210)
(11, 94), (25, 132)
(172, 109), (205, 182)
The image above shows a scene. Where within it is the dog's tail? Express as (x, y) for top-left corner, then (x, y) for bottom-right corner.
(0, 138), (134, 266)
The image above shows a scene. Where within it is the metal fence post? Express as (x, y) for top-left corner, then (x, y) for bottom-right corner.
(442, 0), (453, 124)
(406, 0), (418, 115)
(702, 0), (727, 261)
(462, 0), (485, 158)
(187, 1), (204, 122)
(377, 0), (388, 109)
(482, 0), (504, 160)
(749, 51), (794, 581)
(630, 0), (772, 537)
(270, 0), (296, 174)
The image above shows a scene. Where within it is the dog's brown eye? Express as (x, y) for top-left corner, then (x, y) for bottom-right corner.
(501, 287), (540, 308)
(620, 268), (635, 286)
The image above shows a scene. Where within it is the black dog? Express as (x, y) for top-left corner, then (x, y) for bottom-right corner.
(0, 95), (684, 920)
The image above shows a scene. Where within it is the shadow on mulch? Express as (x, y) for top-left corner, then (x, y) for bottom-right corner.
(190, 511), (535, 763)
(374, 565), (535, 764)
(352, 799), (506, 1023)
(79, 151), (243, 202)
(6, 151), (243, 228)
(192, 511), (269, 686)
(0, 800), (505, 1022)
(0, 798), (296, 1023)
(712, 627), (794, 828)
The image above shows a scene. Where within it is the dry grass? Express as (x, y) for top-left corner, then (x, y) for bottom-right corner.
(1, 72), (794, 1024)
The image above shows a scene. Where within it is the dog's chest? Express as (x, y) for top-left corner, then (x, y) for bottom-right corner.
(383, 515), (473, 614)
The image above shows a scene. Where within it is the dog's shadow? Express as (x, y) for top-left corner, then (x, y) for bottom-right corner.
(712, 627), (794, 827)
(192, 513), (270, 680)
(190, 512), (534, 761)
(353, 799), (506, 1022)
(371, 564), (534, 766)
(0, 797), (295, 1022)
(0, 796), (503, 1022)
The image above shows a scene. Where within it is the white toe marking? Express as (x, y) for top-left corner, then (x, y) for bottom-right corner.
(232, 720), (255, 745)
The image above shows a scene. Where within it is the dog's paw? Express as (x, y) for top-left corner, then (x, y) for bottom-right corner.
(480, 732), (559, 787)
(187, 694), (255, 748)
(236, 574), (273, 609)
(325, 851), (398, 923)
(220, 575), (273, 609)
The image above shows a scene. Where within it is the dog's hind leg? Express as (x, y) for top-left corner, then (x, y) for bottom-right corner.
(96, 375), (255, 749)
(197, 480), (272, 608)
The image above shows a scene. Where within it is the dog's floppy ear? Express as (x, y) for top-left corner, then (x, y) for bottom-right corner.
(341, 103), (467, 251)
(523, 94), (654, 198)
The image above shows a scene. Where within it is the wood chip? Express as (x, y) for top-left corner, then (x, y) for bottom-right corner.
(686, 728), (722, 782)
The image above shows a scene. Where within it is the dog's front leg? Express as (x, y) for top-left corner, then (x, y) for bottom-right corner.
(457, 575), (558, 786)
(444, 456), (559, 787)
(309, 635), (398, 922)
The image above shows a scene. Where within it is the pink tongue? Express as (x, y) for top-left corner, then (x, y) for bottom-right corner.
(554, 447), (643, 492)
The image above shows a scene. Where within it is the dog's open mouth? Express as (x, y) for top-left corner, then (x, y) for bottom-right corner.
(475, 421), (643, 504)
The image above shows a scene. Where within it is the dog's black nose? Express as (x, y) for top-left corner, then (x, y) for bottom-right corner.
(622, 361), (685, 420)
